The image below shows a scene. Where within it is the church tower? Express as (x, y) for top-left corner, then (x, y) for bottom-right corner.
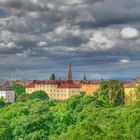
(83, 73), (87, 81)
(66, 63), (72, 81)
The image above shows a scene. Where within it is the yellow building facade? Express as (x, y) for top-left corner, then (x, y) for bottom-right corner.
(26, 80), (80, 100)
(80, 81), (100, 95)
(124, 87), (136, 105)
(124, 81), (137, 105)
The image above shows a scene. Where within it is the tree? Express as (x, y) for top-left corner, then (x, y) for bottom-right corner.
(29, 91), (49, 100)
(12, 82), (25, 99)
(135, 84), (140, 97)
(16, 93), (29, 102)
(0, 119), (13, 140)
(80, 91), (86, 96)
(66, 95), (82, 110)
(94, 80), (124, 106)
(50, 73), (56, 80)
(0, 97), (5, 107)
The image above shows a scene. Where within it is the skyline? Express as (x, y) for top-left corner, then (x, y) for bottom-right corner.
(0, 0), (140, 80)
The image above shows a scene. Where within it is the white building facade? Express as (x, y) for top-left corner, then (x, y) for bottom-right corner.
(0, 90), (15, 102)
(0, 81), (15, 103)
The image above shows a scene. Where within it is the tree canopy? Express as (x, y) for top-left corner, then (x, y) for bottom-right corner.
(29, 90), (49, 100)
(50, 73), (56, 80)
(0, 80), (139, 140)
(94, 80), (124, 106)
(12, 82), (25, 99)
(0, 98), (5, 107)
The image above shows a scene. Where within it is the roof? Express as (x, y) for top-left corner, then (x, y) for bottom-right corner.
(123, 81), (136, 88)
(0, 86), (13, 91)
(26, 80), (80, 89)
(80, 80), (100, 84)
(0, 81), (13, 91)
(44, 80), (59, 84)
(16, 81), (32, 86)
(58, 80), (80, 89)
(26, 84), (35, 88)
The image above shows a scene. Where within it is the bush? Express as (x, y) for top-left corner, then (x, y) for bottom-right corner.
(29, 91), (49, 100)
(0, 98), (5, 107)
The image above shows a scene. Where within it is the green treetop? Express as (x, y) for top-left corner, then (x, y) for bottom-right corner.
(50, 73), (56, 80)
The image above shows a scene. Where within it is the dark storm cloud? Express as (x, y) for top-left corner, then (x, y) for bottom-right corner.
(91, 0), (140, 27)
(0, 0), (140, 80)
(0, 0), (49, 12)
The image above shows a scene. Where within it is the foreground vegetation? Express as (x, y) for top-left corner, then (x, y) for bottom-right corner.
(0, 80), (140, 140)
(0, 94), (140, 140)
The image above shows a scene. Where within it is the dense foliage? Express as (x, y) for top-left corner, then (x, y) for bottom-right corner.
(0, 98), (5, 107)
(16, 90), (49, 102)
(0, 93), (140, 140)
(94, 80), (124, 106)
(12, 82), (25, 99)
(29, 91), (49, 100)
(50, 73), (56, 80)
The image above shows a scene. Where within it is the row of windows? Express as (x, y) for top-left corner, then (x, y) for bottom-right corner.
(48, 93), (67, 97)
(27, 89), (78, 93)
(36, 85), (57, 88)
(47, 89), (66, 92)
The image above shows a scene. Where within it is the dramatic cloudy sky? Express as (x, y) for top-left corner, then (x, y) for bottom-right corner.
(0, 0), (140, 80)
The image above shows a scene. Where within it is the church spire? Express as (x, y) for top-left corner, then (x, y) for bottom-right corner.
(66, 63), (72, 81)
(83, 73), (87, 81)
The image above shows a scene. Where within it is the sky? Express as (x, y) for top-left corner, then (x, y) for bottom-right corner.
(0, 0), (140, 80)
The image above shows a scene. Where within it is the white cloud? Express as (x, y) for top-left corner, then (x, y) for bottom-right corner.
(43, 46), (77, 52)
(121, 27), (139, 39)
(0, 42), (18, 49)
(120, 59), (130, 64)
(37, 41), (47, 47)
(80, 29), (118, 51)
(0, 30), (16, 42)
(75, 13), (96, 23)
(55, 25), (68, 35)
(16, 49), (31, 57)
(28, 12), (40, 18)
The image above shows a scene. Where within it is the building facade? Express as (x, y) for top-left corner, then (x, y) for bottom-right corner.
(123, 78), (140, 105)
(124, 83), (136, 105)
(0, 81), (15, 102)
(80, 80), (100, 95)
(26, 64), (80, 100)
(26, 80), (80, 100)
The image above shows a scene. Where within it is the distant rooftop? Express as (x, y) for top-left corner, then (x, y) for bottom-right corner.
(0, 81), (13, 91)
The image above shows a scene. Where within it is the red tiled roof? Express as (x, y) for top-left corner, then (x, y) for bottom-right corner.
(16, 81), (33, 86)
(58, 80), (80, 88)
(123, 81), (136, 88)
(26, 84), (35, 88)
(44, 80), (59, 84)
(124, 84), (135, 88)
(73, 80), (81, 86)
(80, 80), (100, 84)
(26, 80), (80, 89)
(32, 80), (60, 85)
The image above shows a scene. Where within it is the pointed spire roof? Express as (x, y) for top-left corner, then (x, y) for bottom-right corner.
(83, 73), (87, 81)
(66, 63), (72, 81)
